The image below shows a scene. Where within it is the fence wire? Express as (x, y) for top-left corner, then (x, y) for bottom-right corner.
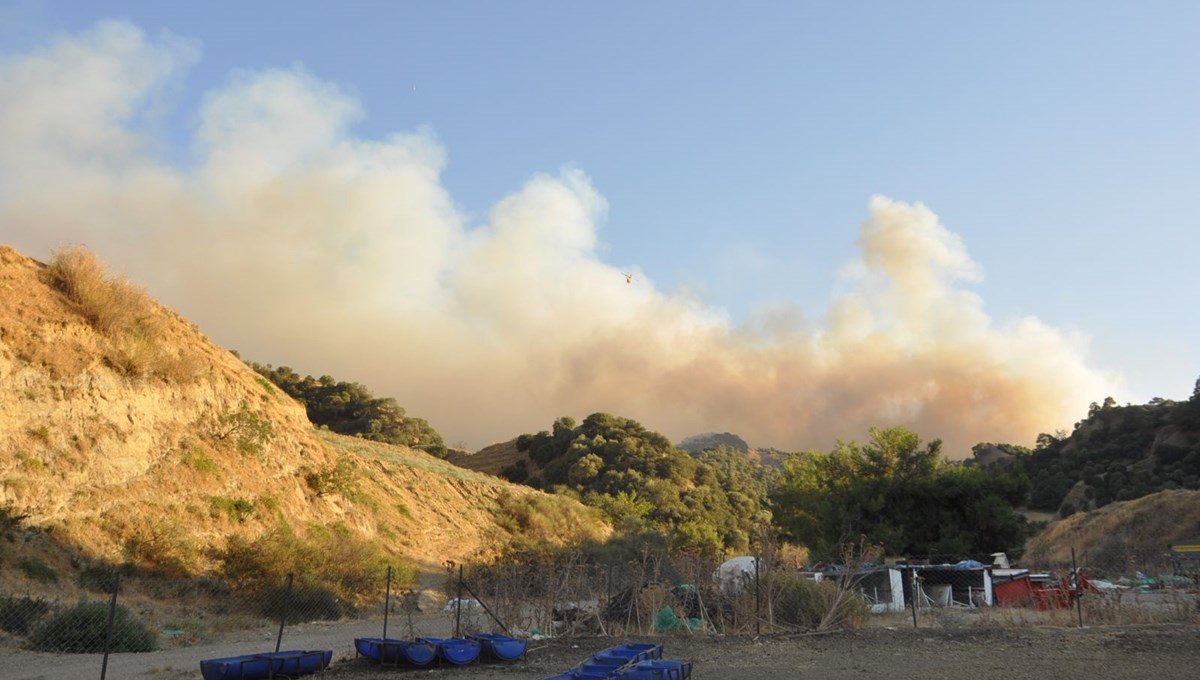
(0, 545), (1196, 655)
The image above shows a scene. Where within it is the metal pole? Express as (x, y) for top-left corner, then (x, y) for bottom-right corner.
(459, 578), (512, 635)
(1071, 547), (1083, 627)
(99, 572), (120, 680)
(754, 553), (761, 636)
(383, 565), (393, 639)
(909, 568), (919, 629)
(275, 573), (294, 653)
(455, 564), (464, 639)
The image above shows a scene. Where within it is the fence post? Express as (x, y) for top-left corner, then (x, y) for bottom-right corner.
(1072, 547), (1083, 627)
(754, 550), (761, 636)
(455, 564), (464, 639)
(909, 568), (919, 629)
(383, 565), (393, 639)
(99, 572), (120, 680)
(275, 573), (294, 653)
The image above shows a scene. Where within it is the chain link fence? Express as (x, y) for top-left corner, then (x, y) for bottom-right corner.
(1, 544), (1197, 663)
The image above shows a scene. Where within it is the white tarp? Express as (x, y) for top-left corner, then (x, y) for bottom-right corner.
(713, 556), (759, 594)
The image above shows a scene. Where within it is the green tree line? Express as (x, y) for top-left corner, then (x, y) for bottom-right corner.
(248, 362), (448, 457)
(770, 426), (1031, 560)
(502, 413), (773, 557)
(1020, 383), (1200, 515)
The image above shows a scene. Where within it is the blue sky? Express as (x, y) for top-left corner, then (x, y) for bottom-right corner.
(2, 1), (1197, 452)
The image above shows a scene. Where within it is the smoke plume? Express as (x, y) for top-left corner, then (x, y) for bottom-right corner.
(0, 22), (1115, 455)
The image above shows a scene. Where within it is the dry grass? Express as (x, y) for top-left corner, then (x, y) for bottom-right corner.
(1024, 489), (1200, 576)
(48, 246), (157, 336)
(46, 246), (203, 381)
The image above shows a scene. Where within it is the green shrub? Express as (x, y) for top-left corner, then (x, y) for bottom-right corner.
(254, 375), (276, 396)
(218, 522), (414, 602)
(78, 564), (129, 593)
(30, 600), (157, 653)
(180, 439), (219, 474)
(303, 457), (357, 497)
(208, 497), (255, 523)
(0, 502), (29, 539)
(17, 557), (58, 584)
(256, 584), (343, 623)
(0, 595), (51, 636)
(212, 407), (274, 455)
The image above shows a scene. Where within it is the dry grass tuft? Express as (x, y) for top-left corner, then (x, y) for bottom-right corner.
(46, 246), (202, 381)
(48, 246), (157, 336)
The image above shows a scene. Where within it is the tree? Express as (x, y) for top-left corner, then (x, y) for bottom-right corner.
(247, 362), (447, 456)
(771, 426), (1030, 559)
(510, 413), (771, 555)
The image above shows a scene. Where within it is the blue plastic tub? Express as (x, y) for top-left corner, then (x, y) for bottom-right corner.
(542, 642), (666, 680)
(354, 637), (437, 666)
(200, 649), (332, 680)
(468, 632), (528, 661)
(419, 636), (482, 665)
(600, 643), (662, 663)
(617, 659), (694, 680)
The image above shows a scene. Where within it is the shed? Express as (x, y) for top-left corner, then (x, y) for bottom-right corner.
(900, 561), (994, 607)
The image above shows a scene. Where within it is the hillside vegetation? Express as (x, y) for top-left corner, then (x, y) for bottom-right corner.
(247, 362), (448, 457)
(1023, 488), (1200, 574)
(970, 392), (1200, 517)
(0, 245), (605, 611)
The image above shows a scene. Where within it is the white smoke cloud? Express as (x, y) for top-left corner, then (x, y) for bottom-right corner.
(0, 21), (1116, 455)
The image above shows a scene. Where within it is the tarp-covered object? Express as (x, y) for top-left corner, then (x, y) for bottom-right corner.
(713, 556), (758, 594)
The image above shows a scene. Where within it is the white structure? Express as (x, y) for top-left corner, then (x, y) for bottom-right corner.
(851, 568), (906, 613)
(713, 556), (759, 594)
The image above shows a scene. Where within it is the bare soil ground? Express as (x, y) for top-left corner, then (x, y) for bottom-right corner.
(9, 615), (1198, 680)
(328, 624), (1200, 680)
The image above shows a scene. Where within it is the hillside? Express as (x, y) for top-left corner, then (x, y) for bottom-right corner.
(1023, 488), (1200, 575)
(450, 438), (530, 476)
(1016, 396), (1200, 515)
(0, 245), (605, 598)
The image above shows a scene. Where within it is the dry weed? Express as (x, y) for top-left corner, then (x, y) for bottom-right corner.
(49, 247), (156, 336)
(47, 246), (203, 382)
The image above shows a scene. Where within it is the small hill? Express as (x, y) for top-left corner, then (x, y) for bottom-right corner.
(451, 438), (530, 476)
(0, 245), (606, 601)
(1022, 488), (1200, 574)
(678, 431), (787, 470)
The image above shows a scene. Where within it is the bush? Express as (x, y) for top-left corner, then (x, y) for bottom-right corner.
(17, 557), (58, 584)
(218, 522), (414, 603)
(303, 457), (357, 497)
(30, 600), (157, 653)
(0, 502), (29, 539)
(212, 407), (274, 455)
(208, 496), (256, 523)
(256, 584), (343, 623)
(78, 563), (130, 593)
(0, 595), (51, 636)
(773, 574), (868, 631)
